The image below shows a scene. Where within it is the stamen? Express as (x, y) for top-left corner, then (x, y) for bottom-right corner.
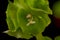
(26, 14), (36, 26)
(26, 20), (36, 26)
(26, 14), (32, 18)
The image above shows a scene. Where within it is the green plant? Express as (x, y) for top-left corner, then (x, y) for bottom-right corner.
(4, 0), (52, 40)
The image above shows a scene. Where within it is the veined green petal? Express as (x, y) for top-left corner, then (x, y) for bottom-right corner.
(14, 0), (28, 9)
(25, 0), (52, 14)
(6, 2), (19, 32)
(6, 15), (15, 32)
(32, 10), (51, 27)
(14, 0), (52, 14)
(4, 27), (32, 39)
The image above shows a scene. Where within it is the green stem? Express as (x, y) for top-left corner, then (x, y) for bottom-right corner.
(36, 33), (52, 40)
(36, 33), (45, 40)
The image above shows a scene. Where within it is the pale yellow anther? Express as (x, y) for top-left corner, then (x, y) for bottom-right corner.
(26, 20), (36, 26)
(26, 14), (32, 18)
(26, 14), (36, 26)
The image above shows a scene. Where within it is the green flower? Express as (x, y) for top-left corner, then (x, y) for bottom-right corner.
(5, 0), (52, 40)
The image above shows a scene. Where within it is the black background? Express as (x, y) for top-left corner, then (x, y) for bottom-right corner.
(0, 0), (60, 40)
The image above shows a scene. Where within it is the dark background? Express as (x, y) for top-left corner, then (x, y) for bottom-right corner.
(0, 0), (60, 40)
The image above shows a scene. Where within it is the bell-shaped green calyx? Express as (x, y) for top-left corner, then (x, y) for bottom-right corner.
(5, 0), (52, 40)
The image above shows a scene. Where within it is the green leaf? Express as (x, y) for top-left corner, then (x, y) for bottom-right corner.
(55, 36), (60, 40)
